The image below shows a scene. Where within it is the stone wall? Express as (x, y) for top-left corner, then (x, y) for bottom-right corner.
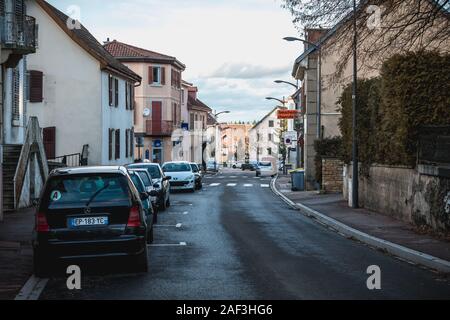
(322, 158), (343, 193)
(344, 164), (450, 233)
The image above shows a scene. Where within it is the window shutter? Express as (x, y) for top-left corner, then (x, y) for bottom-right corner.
(125, 83), (129, 110)
(108, 129), (113, 160)
(125, 129), (129, 158)
(148, 66), (153, 84)
(131, 85), (135, 110)
(12, 68), (20, 122)
(130, 128), (134, 158)
(114, 78), (119, 107)
(115, 129), (121, 159)
(29, 70), (43, 103)
(161, 67), (166, 85)
(108, 75), (113, 106)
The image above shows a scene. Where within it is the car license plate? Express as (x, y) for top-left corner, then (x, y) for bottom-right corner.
(69, 216), (109, 228)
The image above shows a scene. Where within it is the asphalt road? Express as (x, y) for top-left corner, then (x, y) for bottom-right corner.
(40, 169), (450, 299)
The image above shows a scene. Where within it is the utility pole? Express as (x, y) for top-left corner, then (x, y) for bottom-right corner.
(352, 0), (359, 208)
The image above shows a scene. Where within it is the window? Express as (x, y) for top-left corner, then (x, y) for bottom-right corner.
(108, 129), (114, 160)
(269, 120), (274, 128)
(130, 128), (134, 158)
(108, 75), (113, 106)
(267, 148), (272, 155)
(29, 70), (43, 103)
(115, 129), (121, 159)
(114, 78), (119, 107)
(12, 67), (20, 123)
(126, 83), (129, 109)
(125, 129), (129, 157)
(149, 66), (165, 85)
(268, 134), (273, 142)
(256, 133), (260, 142)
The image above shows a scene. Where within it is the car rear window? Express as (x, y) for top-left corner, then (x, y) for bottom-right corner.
(130, 173), (145, 193)
(42, 174), (131, 208)
(128, 164), (161, 179)
(136, 171), (151, 186)
(259, 162), (272, 167)
(163, 163), (191, 172)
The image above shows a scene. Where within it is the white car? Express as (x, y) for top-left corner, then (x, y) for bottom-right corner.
(162, 161), (196, 192)
(256, 161), (276, 177)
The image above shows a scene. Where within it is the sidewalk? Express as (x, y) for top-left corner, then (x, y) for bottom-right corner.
(0, 207), (35, 300)
(274, 175), (450, 270)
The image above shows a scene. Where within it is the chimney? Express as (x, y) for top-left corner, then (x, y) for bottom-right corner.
(188, 86), (198, 100)
(103, 37), (111, 45)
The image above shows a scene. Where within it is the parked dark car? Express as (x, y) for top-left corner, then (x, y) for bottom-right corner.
(128, 170), (159, 224)
(126, 163), (171, 211)
(190, 162), (203, 190)
(32, 166), (151, 276)
(241, 162), (257, 171)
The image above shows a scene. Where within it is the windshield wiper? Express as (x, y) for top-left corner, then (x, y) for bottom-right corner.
(85, 182), (110, 207)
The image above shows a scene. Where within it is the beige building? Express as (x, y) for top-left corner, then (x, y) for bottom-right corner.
(105, 40), (185, 164)
(220, 123), (252, 165)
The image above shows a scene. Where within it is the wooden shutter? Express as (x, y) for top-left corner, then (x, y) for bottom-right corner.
(12, 68), (20, 122)
(29, 70), (43, 103)
(161, 67), (166, 85)
(43, 127), (56, 159)
(125, 83), (129, 110)
(131, 85), (135, 110)
(125, 129), (129, 157)
(108, 129), (113, 160)
(148, 66), (153, 84)
(115, 129), (120, 159)
(114, 78), (119, 107)
(130, 128), (134, 158)
(108, 75), (113, 106)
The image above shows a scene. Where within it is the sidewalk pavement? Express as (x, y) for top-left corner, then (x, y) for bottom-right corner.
(274, 174), (450, 271)
(0, 207), (35, 300)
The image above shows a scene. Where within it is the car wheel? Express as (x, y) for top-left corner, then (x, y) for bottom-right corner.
(133, 245), (149, 273)
(33, 250), (50, 278)
(147, 226), (154, 244)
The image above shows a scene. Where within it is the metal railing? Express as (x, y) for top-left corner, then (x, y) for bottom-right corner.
(49, 153), (82, 168)
(146, 120), (174, 136)
(0, 13), (37, 52)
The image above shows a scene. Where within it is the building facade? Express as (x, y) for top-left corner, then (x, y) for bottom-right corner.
(220, 123), (252, 166)
(26, 0), (140, 167)
(104, 40), (185, 164)
(249, 107), (281, 162)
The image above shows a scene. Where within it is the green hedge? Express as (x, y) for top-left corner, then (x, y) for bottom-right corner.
(338, 51), (450, 169)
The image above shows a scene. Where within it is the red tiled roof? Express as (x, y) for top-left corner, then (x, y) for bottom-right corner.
(104, 40), (186, 70)
(35, 0), (141, 82)
(188, 96), (212, 113)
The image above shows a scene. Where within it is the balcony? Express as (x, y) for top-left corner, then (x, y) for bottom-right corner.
(1, 13), (37, 54)
(146, 120), (174, 136)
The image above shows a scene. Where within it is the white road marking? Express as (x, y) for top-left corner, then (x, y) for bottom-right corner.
(148, 242), (187, 247)
(154, 223), (182, 228)
(227, 183), (237, 187)
(254, 177), (261, 179)
(244, 184), (253, 187)
(230, 176), (237, 178)
(210, 183), (221, 186)
(168, 211), (189, 215)
(15, 275), (49, 300)
(176, 223), (182, 228)
(261, 184), (270, 188)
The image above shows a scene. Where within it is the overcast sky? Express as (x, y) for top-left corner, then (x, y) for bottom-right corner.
(48, 0), (303, 123)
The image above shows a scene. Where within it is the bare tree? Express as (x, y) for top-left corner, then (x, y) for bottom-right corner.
(282, 0), (450, 79)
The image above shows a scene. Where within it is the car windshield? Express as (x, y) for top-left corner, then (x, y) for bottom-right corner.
(259, 162), (272, 167)
(127, 164), (161, 179)
(136, 171), (151, 186)
(130, 174), (145, 193)
(163, 163), (191, 172)
(43, 174), (130, 208)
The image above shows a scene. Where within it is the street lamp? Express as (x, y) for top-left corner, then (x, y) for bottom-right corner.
(351, 0), (359, 208)
(274, 80), (302, 169)
(214, 111), (231, 118)
(284, 36), (322, 139)
(265, 97), (286, 106)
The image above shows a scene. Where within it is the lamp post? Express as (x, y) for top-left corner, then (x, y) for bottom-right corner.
(351, 0), (359, 208)
(274, 80), (303, 169)
(283, 37), (322, 139)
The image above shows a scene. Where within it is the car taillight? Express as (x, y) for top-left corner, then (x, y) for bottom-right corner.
(36, 212), (49, 233)
(127, 205), (141, 228)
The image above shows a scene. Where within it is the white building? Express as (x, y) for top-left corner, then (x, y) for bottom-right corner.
(26, 0), (141, 166)
(249, 107), (281, 162)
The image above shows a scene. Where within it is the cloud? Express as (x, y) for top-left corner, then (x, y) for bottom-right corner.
(207, 62), (291, 79)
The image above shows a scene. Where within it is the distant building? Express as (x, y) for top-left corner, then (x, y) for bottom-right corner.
(220, 123), (252, 165)
(249, 107), (281, 162)
(104, 40), (185, 164)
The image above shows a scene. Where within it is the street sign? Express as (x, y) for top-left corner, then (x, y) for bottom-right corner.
(284, 131), (298, 146)
(277, 110), (298, 119)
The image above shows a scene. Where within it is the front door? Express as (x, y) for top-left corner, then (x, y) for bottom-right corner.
(152, 101), (162, 134)
(43, 127), (56, 159)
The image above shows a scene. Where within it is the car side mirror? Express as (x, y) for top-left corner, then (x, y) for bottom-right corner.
(140, 192), (149, 201)
(148, 190), (159, 197)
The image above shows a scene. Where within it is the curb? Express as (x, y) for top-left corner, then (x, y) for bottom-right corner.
(270, 175), (450, 274)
